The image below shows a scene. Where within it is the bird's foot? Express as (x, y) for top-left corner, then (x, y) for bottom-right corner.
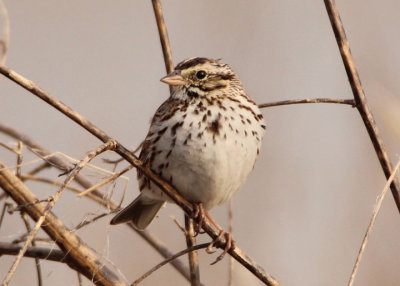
(207, 230), (235, 265)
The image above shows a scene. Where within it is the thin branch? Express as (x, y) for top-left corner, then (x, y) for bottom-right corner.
(258, 98), (355, 108)
(77, 272), (83, 286)
(133, 229), (206, 286)
(22, 175), (84, 195)
(151, 0), (174, 74)
(324, 0), (400, 213)
(150, 2), (203, 284)
(78, 165), (134, 198)
(0, 66), (280, 285)
(0, 0), (10, 65)
(15, 142), (23, 179)
(0, 242), (67, 263)
(26, 162), (51, 177)
(132, 243), (210, 286)
(185, 216), (201, 286)
(0, 146), (128, 285)
(228, 200), (234, 286)
(20, 213), (43, 286)
(0, 201), (11, 229)
(348, 158), (400, 286)
(0, 123), (197, 284)
(73, 210), (117, 231)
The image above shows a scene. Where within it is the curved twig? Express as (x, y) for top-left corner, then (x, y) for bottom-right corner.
(258, 98), (355, 108)
(132, 243), (209, 286)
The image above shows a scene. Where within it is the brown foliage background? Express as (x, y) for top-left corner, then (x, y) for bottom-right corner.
(1, 1), (400, 285)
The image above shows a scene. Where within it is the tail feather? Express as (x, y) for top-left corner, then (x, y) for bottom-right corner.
(110, 195), (164, 230)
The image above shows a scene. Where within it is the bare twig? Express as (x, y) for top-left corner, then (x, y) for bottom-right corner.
(22, 174), (83, 194)
(133, 229), (205, 285)
(20, 213), (43, 286)
(151, 0), (174, 74)
(348, 159), (400, 286)
(258, 98), (355, 108)
(324, 0), (400, 213)
(0, 201), (11, 229)
(78, 165), (134, 197)
(0, 123), (197, 284)
(0, 160), (128, 286)
(132, 243), (210, 286)
(152, 2), (201, 284)
(228, 200), (234, 286)
(26, 162), (51, 177)
(2, 141), (115, 285)
(77, 272), (83, 286)
(0, 66), (280, 285)
(185, 216), (201, 286)
(0, 141), (125, 285)
(0, 242), (67, 263)
(73, 210), (117, 231)
(15, 142), (23, 179)
(0, 0), (9, 65)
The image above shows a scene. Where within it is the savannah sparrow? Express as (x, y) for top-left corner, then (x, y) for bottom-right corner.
(110, 57), (266, 230)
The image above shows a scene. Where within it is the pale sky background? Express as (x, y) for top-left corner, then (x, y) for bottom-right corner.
(1, 1), (400, 285)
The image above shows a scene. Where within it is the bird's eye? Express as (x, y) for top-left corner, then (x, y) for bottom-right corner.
(196, 70), (207, 79)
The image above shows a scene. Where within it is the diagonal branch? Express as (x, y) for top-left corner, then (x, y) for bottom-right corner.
(323, 0), (400, 213)
(0, 66), (280, 286)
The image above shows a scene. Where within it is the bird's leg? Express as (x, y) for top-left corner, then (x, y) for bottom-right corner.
(192, 203), (206, 236)
(200, 210), (235, 264)
(193, 204), (235, 263)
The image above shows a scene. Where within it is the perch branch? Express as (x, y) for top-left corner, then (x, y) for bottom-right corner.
(324, 0), (400, 213)
(0, 66), (280, 286)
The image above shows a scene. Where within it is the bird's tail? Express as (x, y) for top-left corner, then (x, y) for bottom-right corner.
(110, 195), (164, 230)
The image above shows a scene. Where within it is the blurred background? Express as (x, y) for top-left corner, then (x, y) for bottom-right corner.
(1, 1), (400, 285)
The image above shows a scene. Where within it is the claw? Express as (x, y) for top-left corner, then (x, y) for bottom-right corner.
(209, 231), (235, 265)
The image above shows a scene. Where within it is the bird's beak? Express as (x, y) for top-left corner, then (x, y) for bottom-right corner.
(160, 70), (186, 86)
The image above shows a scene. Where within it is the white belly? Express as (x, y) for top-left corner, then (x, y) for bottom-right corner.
(141, 100), (264, 209)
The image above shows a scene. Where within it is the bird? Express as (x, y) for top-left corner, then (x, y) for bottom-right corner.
(110, 57), (266, 231)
